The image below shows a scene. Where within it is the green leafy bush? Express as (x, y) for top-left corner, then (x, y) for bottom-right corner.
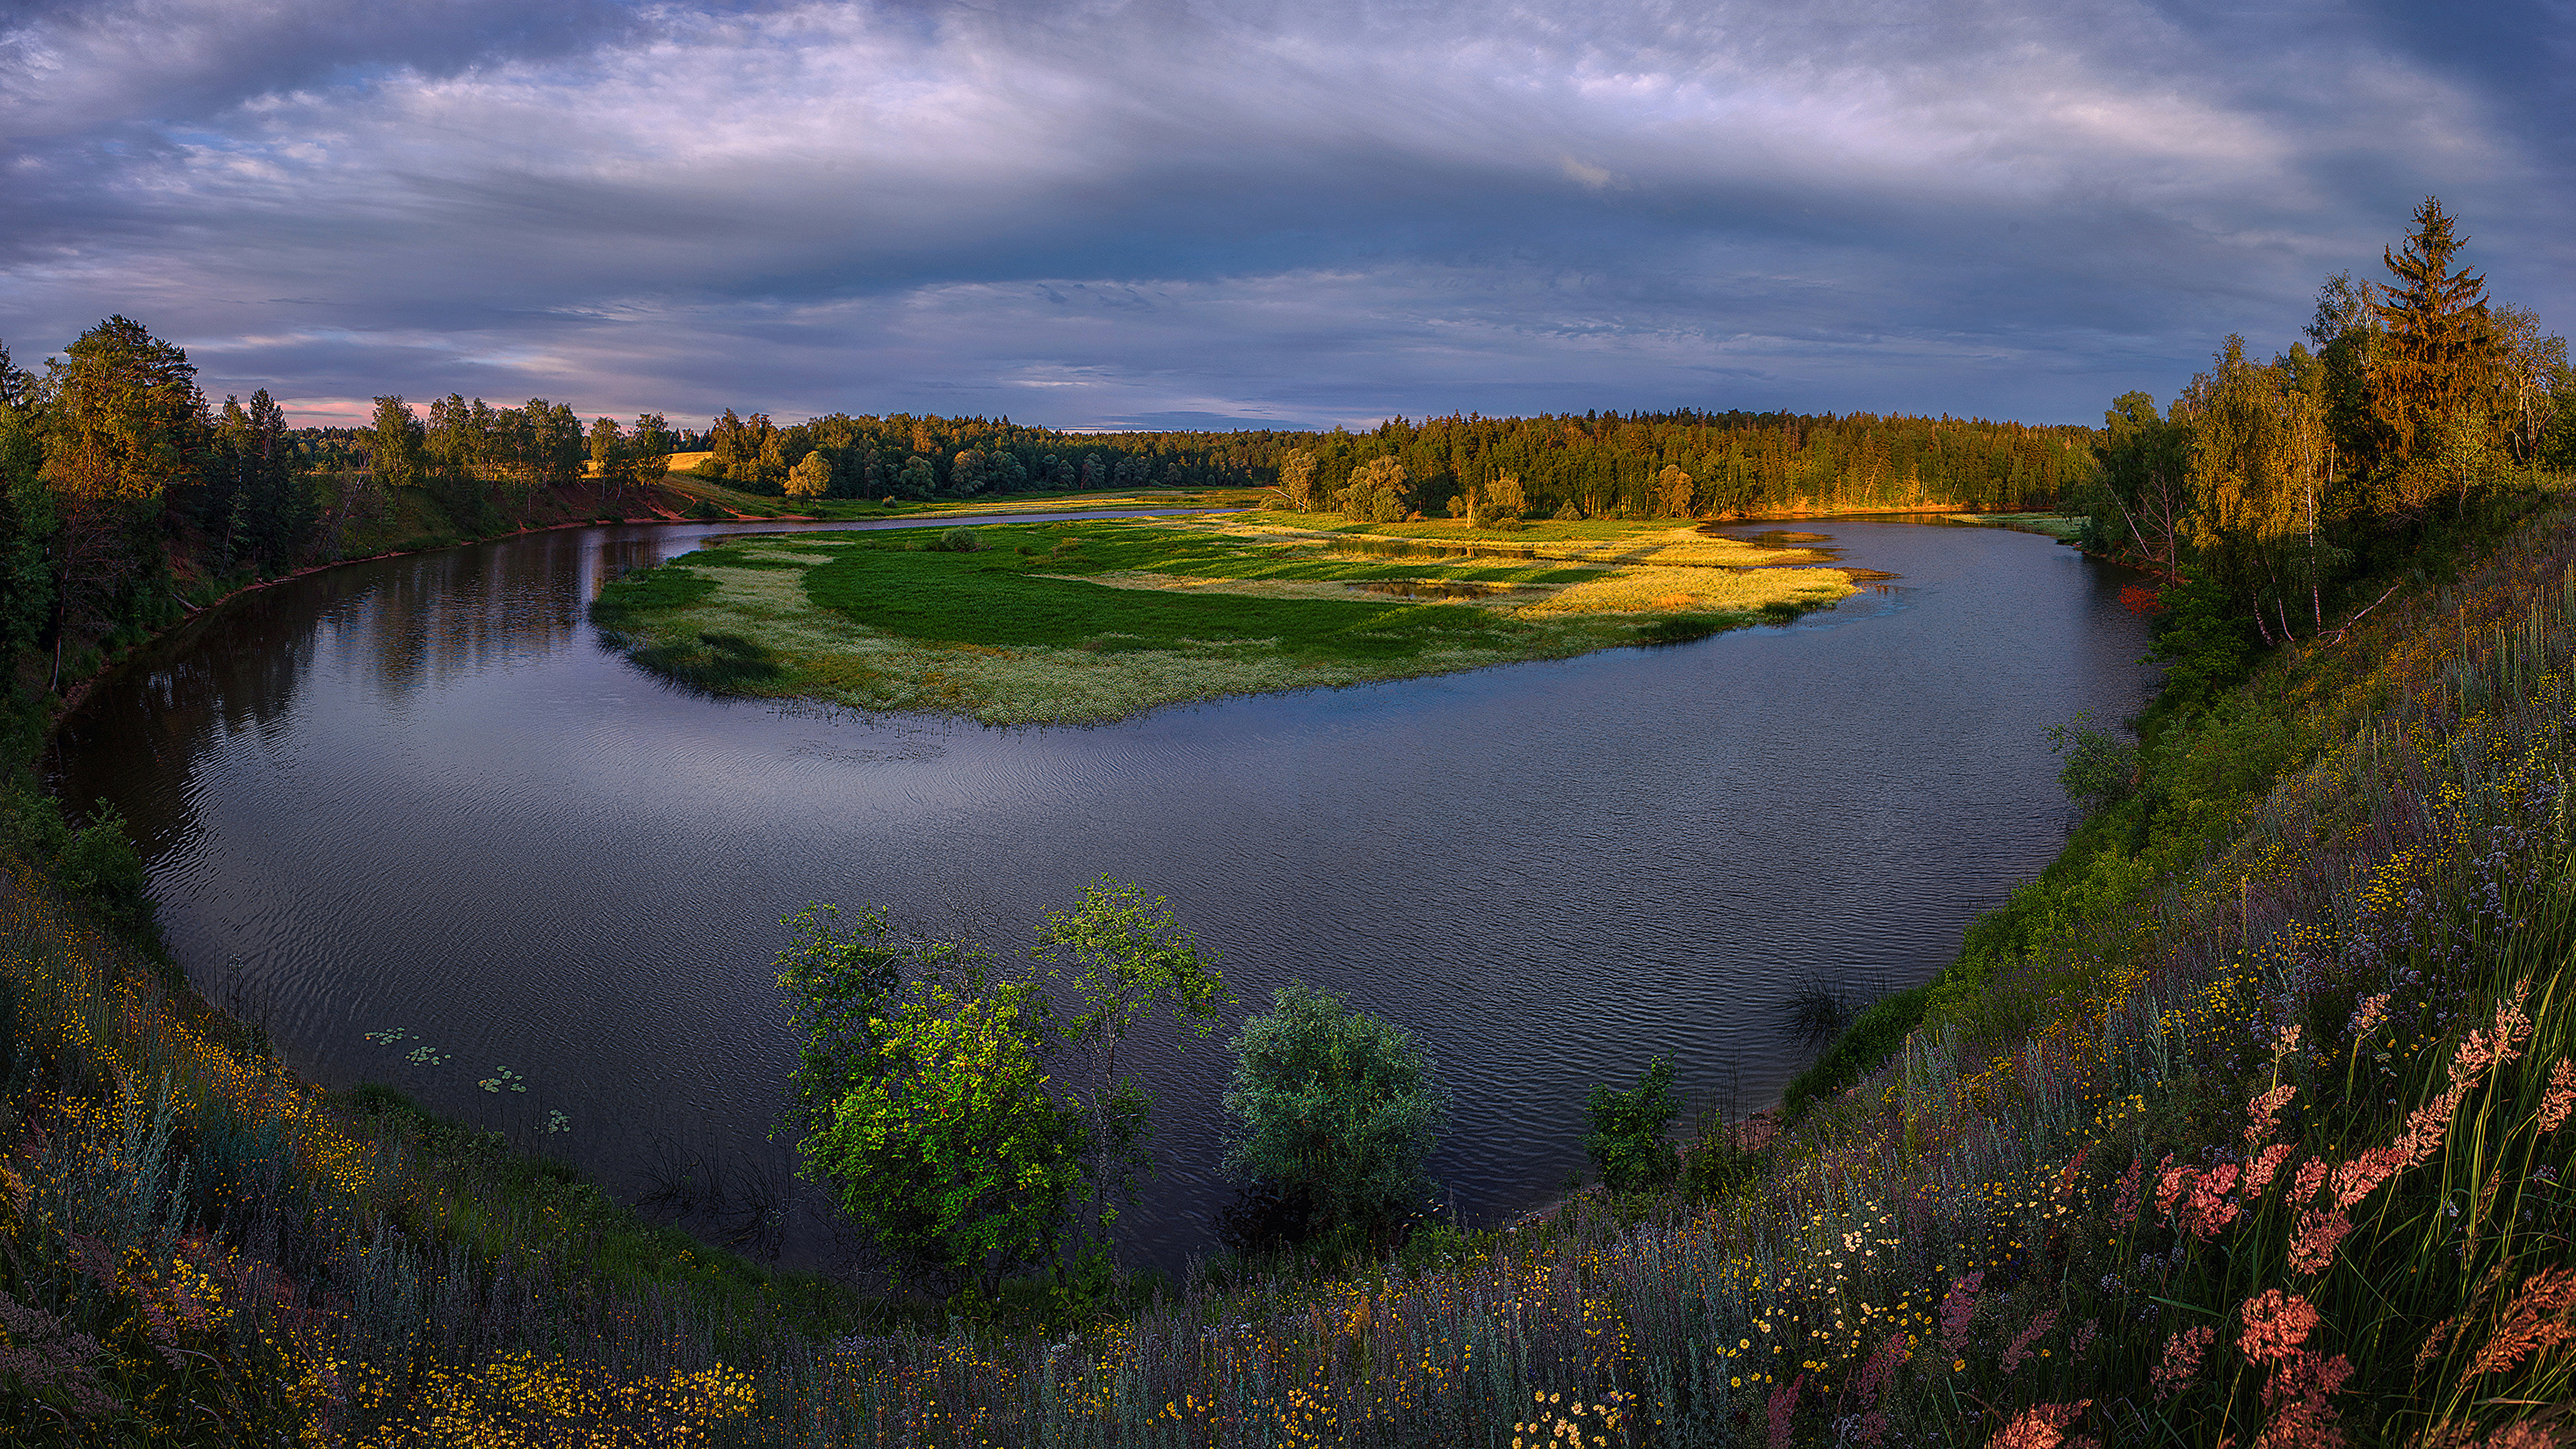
(1221, 981), (1448, 1243)
(1584, 1053), (1678, 1194)
(2045, 710), (2138, 814)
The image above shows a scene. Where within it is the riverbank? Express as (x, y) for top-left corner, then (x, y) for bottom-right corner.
(590, 512), (1864, 723)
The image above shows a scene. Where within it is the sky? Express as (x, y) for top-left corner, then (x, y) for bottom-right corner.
(3, 0), (2569, 432)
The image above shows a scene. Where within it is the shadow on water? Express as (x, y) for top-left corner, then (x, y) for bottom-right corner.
(47, 515), (2156, 1272)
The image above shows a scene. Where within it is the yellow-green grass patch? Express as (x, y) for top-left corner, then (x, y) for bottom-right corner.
(1519, 564), (1854, 616)
(592, 515), (1858, 722)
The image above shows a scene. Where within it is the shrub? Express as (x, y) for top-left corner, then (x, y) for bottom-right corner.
(2045, 710), (2137, 814)
(935, 527), (984, 553)
(1585, 1054), (1679, 1194)
(1222, 982), (1448, 1242)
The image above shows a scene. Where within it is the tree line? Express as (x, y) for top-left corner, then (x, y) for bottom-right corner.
(1268, 409), (2093, 524)
(2074, 197), (2576, 702)
(672, 406), (2094, 517)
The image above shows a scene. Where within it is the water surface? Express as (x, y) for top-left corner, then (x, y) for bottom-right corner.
(52, 515), (2154, 1269)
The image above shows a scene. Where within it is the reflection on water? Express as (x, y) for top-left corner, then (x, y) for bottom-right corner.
(52, 515), (2154, 1271)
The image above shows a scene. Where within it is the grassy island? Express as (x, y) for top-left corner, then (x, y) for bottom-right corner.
(590, 511), (1866, 722)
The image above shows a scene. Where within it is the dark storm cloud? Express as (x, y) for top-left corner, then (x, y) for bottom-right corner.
(1, 0), (2566, 427)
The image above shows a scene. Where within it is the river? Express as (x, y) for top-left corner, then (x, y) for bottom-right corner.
(50, 512), (2155, 1273)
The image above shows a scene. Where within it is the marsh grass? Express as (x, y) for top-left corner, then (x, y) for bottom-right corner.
(590, 517), (1853, 722)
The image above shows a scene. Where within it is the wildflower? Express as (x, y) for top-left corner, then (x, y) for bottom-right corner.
(2000, 1310), (2059, 1373)
(2292, 1157), (2330, 1204)
(1766, 1375), (1803, 1449)
(2285, 1204), (2354, 1276)
(2398, 1084), (2471, 1169)
(2247, 1083), (2298, 1149)
(2239, 1291), (2355, 1446)
(2255, 1346), (2355, 1449)
(2538, 1060), (2575, 1135)
(2468, 1267), (2576, 1377)
(2111, 1159), (2143, 1224)
(1851, 1333), (1906, 1407)
(1940, 1271), (1986, 1358)
(2349, 994), (2390, 1036)
(2415, 1318), (2455, 1370)
(2245, 1143), (2298, 1199)
(2241, 1291), (2323, 1362)
(2330, 1146), (2408, 1208)
(2155, 1154), (2190, 1220)
(2183, 1163), (2243, 1238)
(2151, 1326), (2215, 1401)
(2273, 1022), (2304, 1058)
(0, 1289), (115, 1419)
(1988, 1399), (2091, 1449)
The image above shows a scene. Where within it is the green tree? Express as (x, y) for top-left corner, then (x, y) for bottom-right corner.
(230, 390), (307, 572)
(1034, 879), (1227, 1240)
(2488, 304), (2567, 470)
(1337, 456), (1409, 522)
(0, 369), (55, 674)
(2367, 197), (2502, 498)
(779, 883), (1225, 1289)
(1222, 981), (1448, 1243)
(785, 450), (832, 499)
(587, 416), (631, 494)
(1584, 1054), (1679, 1194)
(775, 904), (1085, 1289)
(1656, 463), (1695, 517)
(630, 413), (675, 487)
(2080, 390), (2192, 577)
(38, 317), (204, 687)
(42, 316), (205, 507)
(810, 957), (1085, 1291)
(1275, 450), (1318, 511)
(369, 396), (422, 490)
(2045, 712), (2138, 815)
(2177, 337), (2336, 641)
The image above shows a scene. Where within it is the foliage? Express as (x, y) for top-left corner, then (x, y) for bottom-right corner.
(800, 955), (1087, 1291)
(1222, 981), (1449, 1243)
(777, 884), (1227, 1291)
(1035, 879), (1229, 1237)
(771, 904), (963, 1147)
(786, 449), (833, 498)
(2074, 198), (2571, 660)
(2044, 710), (2137, 815)
(1584, 1053), (1679, 1195)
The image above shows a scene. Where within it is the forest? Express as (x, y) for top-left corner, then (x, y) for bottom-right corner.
(690, 405), (2092, 519)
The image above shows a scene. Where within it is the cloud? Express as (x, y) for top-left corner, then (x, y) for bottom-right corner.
(1, 0), (2566, 429)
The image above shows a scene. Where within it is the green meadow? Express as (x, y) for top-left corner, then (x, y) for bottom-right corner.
(591, 513), (1858, 722)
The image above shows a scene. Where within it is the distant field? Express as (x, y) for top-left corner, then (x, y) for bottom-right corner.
(592, 513), (1857, 723)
